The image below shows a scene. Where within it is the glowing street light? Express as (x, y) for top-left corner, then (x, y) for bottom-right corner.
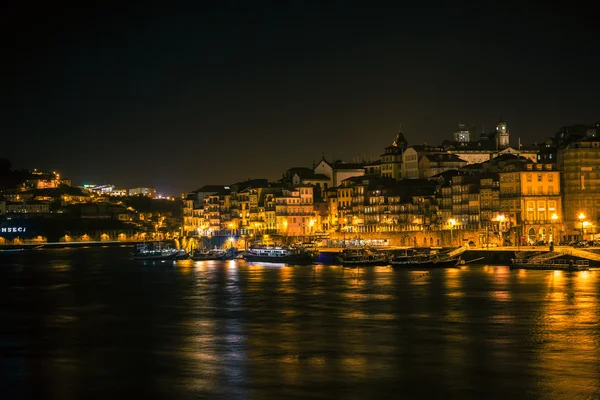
(550, 213), (559, 243)
(579, 213), (586, 240)
(448, 218), (456, 247)
(496, 215), (505, 246)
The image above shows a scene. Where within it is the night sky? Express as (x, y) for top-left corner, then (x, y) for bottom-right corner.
(7, 2), (599, 195)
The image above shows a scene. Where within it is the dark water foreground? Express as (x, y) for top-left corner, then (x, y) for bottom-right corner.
(1, 247), (599, 399)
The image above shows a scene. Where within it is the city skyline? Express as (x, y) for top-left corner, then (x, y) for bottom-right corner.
(7, 3), (600, 194)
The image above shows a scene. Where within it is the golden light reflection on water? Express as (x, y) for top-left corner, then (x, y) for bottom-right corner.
(142, 259), (600, 398)
(530, 270), (600, 397)
(176, 259), (194, 274)
(49, 260), (72, 271)
(492, 290), (511, 301)
(340, 311), (397, 320)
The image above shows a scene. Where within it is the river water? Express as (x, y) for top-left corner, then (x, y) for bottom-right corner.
(1, 246), (599, 399)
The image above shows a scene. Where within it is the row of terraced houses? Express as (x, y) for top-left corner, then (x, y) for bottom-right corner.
(183, 120), (600, 246)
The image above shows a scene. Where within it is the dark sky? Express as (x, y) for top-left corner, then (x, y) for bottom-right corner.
(6, 2), (599, 195)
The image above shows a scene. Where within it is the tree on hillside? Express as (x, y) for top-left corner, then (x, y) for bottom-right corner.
(0, 159), (33, 190)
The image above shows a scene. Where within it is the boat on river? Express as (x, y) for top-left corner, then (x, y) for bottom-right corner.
(132, 242), (179, 261)
(510, 258), (589, 271)
(243, 245), (316, 265)
(191, 248), (236, 261)
(336, 248), (389, 267)
(389, 249), (460, 269)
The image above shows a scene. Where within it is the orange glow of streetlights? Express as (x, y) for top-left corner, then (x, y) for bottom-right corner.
(579, 213), (586, 240)
(448, 218), (456, 247)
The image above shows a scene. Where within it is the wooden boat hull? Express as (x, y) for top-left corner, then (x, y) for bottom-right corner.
(510, 264), (589, 271)
(390, 258), (459, 269)
(133, 253), (178, 261)
(192, 255), (234, 261)
(243, 254), (315, 265)
(340, 260), (390, 267)
(510, 258), (590, 271)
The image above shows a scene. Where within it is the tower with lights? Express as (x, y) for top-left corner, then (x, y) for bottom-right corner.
(496, 121), (510, 149)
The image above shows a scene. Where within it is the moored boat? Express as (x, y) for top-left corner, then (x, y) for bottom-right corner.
(336, 248), (389, 267)
(191, 248), (236, 261)
(175, 249), (190, 260)
(243, 245), (316, 265)
(132, 242), (179, 261)
(510, 258), (589, 271)
(389, 250), (460, 269)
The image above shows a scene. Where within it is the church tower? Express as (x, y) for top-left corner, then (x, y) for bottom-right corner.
(382, 123), (407, 180)
(392, 123), (408, 149)
(496, 121), (509, 149)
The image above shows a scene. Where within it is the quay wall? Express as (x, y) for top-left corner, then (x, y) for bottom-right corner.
(329, 230), (499, 248)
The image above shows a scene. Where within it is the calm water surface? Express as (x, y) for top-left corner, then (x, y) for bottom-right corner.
(1, 247), (599, 399)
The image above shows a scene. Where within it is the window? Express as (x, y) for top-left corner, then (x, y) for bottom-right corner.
(548, 187), (554, 195)
(527, 174), (532, 182)
(538, 186), (543, 194)
(537, 174), (543, 182)
(548, 174), (553, 182)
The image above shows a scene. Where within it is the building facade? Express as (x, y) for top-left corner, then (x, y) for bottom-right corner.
(380, 129), (407, 179)
(419, 154), (467, 178)
(558, 136), (600, 239)
(402, 145), (445, 179)
(499, 162), (562, 244)
(129, 187), (157, 198)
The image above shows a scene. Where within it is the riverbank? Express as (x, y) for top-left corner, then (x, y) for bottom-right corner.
(0, 240), (162, 251)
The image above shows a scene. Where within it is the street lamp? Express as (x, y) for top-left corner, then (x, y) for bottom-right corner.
(583, 221), (592, 242)
(579, 213), (586, 240)
(448, 218), (456, 247)
(496, 215), (505, 247)
(551, 213), (558, 243)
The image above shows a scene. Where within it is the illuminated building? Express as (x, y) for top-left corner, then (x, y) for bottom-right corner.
(364, 160), (381, 176)
(402, 145), (446, 179)
(314, 159), (365, 188)
(5, 201), (51, 214)
(380, 126), (407, 179)
(478, 173), (501, 231)
(499, 161), (562, 244)
(558, 136), (600, 239)
(453, 123), (471, 143)
(128, 187), (156, 198)
(495, 120), (510, 149)
(275, 185), (315, 236)
(419, 153), (467, 178)
(25, 170), (70, 189)
(432, 170), (480, 231)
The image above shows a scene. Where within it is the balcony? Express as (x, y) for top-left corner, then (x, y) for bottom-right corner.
(523, 220), (559, 225)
